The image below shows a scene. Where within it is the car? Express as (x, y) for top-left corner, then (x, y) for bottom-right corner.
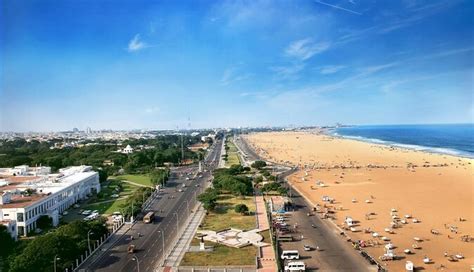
(185, 177), (190, 180)
(92, 210), (99, 214)
(178, 189), (183, 192)
(111, 194), (119, 198)
(303, 245), (312, 251)
(62, 211), (69, 215)
(82, 210), (92, 215)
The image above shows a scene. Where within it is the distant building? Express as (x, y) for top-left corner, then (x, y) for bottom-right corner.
(86, 127), (92, 134)
(123, 145), (134, 154)
(72, 128), (79, 133)
(0, 165), (100, 237)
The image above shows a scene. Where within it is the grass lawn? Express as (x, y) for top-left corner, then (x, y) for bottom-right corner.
(114, 174), (153, 187)
(181, 217), (269, 267)
(200, 194), (257, 231)
(83, 198), (129, 215)
(225, 139), (241, 167)
(181, 239), (257, 266)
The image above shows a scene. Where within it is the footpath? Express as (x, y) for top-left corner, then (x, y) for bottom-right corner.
(255, 196), (278, 272)
(161, 204), (206, 269)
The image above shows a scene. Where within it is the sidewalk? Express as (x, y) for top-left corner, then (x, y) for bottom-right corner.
(255, 196), (277, 272)
(161, 204), (206, 270)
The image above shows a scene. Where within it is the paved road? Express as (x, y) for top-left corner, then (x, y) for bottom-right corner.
(235, 136), (377, 272)
(280, 191), (375, 271)
(79, 139), (223, 272)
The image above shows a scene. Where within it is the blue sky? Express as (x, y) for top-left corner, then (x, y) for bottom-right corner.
(1, 0), (473, 132)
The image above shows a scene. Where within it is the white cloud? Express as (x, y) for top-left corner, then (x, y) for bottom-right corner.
(271, 63), (305, 80)
(285, 38), (330, 60)
(220, 67), (252, 86)
(319, 65), (346, 75)
(127, 34), (148, 52)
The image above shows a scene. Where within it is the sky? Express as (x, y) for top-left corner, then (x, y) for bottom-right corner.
(1, 0), (473, 132)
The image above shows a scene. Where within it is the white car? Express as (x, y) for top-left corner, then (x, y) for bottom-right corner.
(111, 194), (119, 198)
(82, 210), (92, 215)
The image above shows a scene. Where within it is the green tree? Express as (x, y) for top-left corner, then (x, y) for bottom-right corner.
(9, 233), (78, 272)
(0, 225), (16, 270)
(36, 215), (52, 230)
(251, 160), (266, 169)
(197, 188), (219, 211)
(150, 169), (169, 186)
(234, 204), (249, 215)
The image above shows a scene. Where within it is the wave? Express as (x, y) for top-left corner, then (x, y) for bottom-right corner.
(330, 131), (474, 159)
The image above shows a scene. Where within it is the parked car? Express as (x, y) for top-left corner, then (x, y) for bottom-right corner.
(111, 194), (119, 198)
(82, 210), (92, 215)
(303, 245), (312, 251)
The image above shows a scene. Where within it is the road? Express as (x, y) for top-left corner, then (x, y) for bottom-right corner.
(235, 136), (377, 272)
(79, 138), (223, 272)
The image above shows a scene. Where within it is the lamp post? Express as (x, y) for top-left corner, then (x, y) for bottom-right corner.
(173, 212), (179, 232)
(185, 200), (189, 215)
(87, 230), (94, 253)
(158, 228), (165, 265)
(132, 254), (140, 272)
(53, 254), (60, 272)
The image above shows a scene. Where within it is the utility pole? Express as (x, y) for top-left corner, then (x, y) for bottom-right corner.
(181, 133), (184, 164)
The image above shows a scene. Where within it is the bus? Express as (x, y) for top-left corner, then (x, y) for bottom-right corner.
(143, 212), (155, 223)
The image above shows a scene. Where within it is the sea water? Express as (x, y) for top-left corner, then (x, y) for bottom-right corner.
(334, 124), (474, 158)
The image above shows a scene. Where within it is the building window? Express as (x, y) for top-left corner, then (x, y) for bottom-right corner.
(17, 213), (24, 222)
(4, 214), (9, 217)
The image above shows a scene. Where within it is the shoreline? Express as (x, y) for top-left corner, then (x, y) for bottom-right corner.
(323, 129), (474, 160)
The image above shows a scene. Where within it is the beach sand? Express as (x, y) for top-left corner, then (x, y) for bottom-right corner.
(245, 131), (474, 271)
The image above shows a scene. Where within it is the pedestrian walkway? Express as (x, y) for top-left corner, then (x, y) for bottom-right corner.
(255, 196), (277, 272)
(160, 204), (206, 269)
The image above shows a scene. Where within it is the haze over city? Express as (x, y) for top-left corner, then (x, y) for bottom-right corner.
(1, 0), (473, 132)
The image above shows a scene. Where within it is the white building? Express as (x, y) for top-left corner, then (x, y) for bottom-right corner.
(122, 145), (134, 154)
(0, 165), (100, 237)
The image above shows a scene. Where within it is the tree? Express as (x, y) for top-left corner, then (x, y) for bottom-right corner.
(36, 215), (52, 230)
(254, 175), (263, 184)
(9, 233), (78, 272)
(197, 188), (219, 211)
(150, 169), (169, 186)
(234, 204), (249, 215)
(0, 225), (15, 268)
(96, 168), (108, 183)
(251, 160), (266, 169)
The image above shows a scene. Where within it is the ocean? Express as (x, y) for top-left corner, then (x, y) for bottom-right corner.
(334, 124), (474, 158)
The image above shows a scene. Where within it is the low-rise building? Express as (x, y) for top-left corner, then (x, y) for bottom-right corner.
(0, 165), (100, 237)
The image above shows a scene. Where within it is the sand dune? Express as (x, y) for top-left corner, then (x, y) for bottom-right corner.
(245, 131), (474, 272)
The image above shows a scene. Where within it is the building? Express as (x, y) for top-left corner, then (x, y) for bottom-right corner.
(268, 196), (291, 213)
(0, 165), (100, 237)
(122, 144), (134, 154)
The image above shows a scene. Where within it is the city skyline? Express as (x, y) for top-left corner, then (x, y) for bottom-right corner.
(1, 0), (473, 132)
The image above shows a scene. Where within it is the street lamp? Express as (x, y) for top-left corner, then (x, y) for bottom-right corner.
(173, 212), (179, 232)
(53, 254), (60, 272)
(132, 254), (140, 272)
(87, 230), (94, 253)
(158, 228), (165, 265)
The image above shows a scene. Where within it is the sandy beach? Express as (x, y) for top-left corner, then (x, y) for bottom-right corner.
(245, 131), (474, 271)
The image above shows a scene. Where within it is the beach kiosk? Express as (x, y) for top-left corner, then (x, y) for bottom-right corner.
(405, 261), (414, 271)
